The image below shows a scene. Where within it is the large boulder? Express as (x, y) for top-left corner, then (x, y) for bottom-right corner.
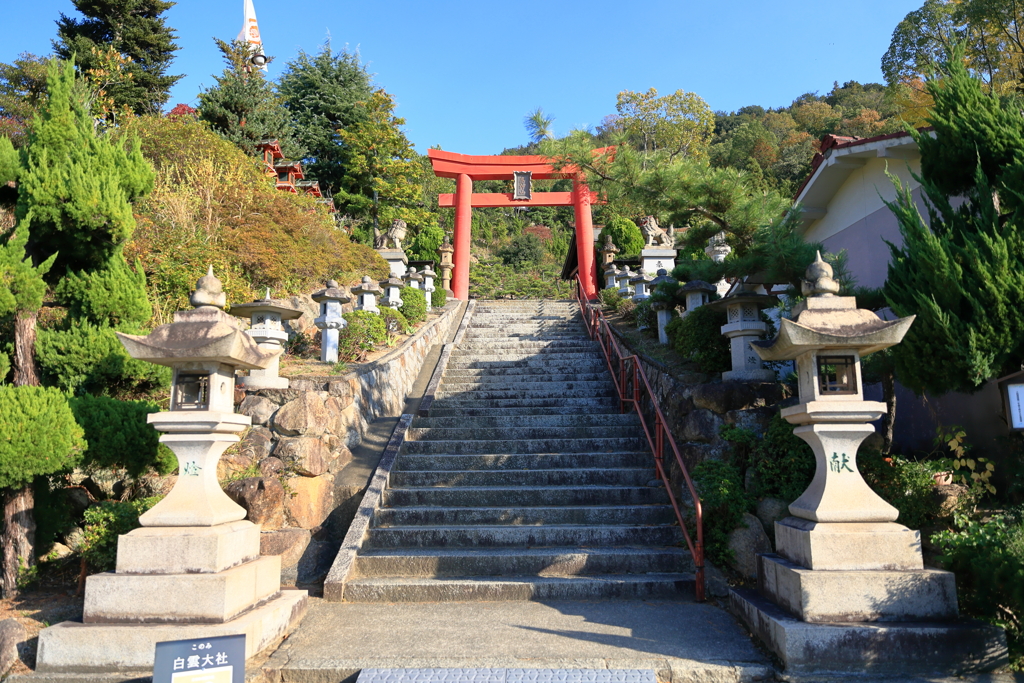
(727, 512), (772, 579)
(260, 528), (311, 572)
(285, 474), (335, 529)
(681, 409), (723, 443)
(238, 396), (278, 426)
(756, 497), (790, 545)
(274, 437), (330, 477)
(223, 477), (286, 530)
(0, 618), (26, 677)
(273, 392), (329, 436)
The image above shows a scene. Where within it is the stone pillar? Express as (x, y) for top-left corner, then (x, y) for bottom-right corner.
(573, 179), (598, 299)
(377, 248), (408, 278)
(452, 173), (472, 300)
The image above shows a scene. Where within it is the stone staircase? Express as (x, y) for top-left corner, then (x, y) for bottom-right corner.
(343, 300), (695, 601)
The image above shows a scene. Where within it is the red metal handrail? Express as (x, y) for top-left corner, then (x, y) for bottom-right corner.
(574, 277), (705, 602)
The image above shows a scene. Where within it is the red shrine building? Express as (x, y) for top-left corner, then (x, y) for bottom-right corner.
(255, 139), (335, 212)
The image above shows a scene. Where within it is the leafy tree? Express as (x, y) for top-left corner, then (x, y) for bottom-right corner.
(0, 385), (85, 597)
(497, 233), (545, 271)
(602, 215), (645, 256)
(0, 53), (51, 147)
(197, 40), (305, 159)
(615, 88), (715, 161)
(524, 107), (554, 144)
(278, 43), (374, 194)
(335, 90), (431, 239)
(53, 0), (182, 115)
(883, 45), (1024, 395)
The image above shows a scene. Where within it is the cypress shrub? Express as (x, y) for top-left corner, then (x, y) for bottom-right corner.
(398, 287), (427, 325)
(0, 386), (85, 489)
(69, 395), (175, 477)
(431, 287), (446, 309)
(55, 249), (152, 328)
(602, 216), (645, 256)
(665, 306), (730, 373)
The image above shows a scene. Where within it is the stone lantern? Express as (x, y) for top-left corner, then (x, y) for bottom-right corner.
(680, 280), (716, 318)
(705, 231), (733, 297)
(630, 270), (654, 302)
(616, 266), (635, 298)
(311, 280), (352, 364)
(353, 276), (382, 313)
(438, 236), (455, 299)
(650, 269), (677, 345)
(379, 275), (404, 309)
(706, 282), (777, 382)
(731, 253), (1005, 675)
(404, 268), (423, 291)
(604, 263), (620, 290)
(36, 269), (308, 671)
(600, 233), (619, 268)
(230, 289), (303, 390)
(421, 264), (437, 312)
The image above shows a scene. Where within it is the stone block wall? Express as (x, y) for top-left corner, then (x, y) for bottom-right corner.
(222, 301), (462, 583)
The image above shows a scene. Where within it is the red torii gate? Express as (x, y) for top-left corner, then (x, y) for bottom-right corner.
(427, 149), (601, 300)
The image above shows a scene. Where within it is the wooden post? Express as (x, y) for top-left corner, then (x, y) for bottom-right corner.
(452, 173), (472, 300)
(573, 180), (598, 299)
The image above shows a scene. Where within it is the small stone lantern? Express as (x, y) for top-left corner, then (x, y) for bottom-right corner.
(604, 263), (620, 290)
(616, 266), (635, 298)
(379, 275), (404, 309)
(438, 236), (455, 299)
(421, 264), (437, 312)
(630, 270), (654, 302)
(404, 268), (423, 291)
(36, 268), (308, 672)
(229, 289), (303, 390)
(650, 269), (677, 345)
(705, 231), (733, 298)
(600, 234), (619, 267)
(680, 280), (716, 318)
(311, 280), (352, 364)
(706, 282), (777, 382)
(352, 275), (382, 313)
(729, 254), (988, 675)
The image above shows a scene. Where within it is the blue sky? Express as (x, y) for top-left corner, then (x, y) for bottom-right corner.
(2, 0), (922, 155)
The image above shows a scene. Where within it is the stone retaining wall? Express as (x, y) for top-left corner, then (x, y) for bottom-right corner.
(222, 301), (463, 582)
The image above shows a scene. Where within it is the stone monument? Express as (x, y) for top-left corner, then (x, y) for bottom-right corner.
(311, 280), (351, 364)
(706, 282), (778, 382)
(230, 287), (303, 390)
(35, 269), (308, 672)
(731, 252), (1007, 676)
(638, 216), (676, 276)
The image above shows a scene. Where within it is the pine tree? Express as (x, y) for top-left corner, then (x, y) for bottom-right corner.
(278, 43), (374, 194)
(883, 45), (1024, 395)
(53, 0), (181, 115)
(198, 40), (304, 159)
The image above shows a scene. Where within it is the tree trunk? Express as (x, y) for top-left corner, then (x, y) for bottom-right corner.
(882, 369), (897, 455)
(12, 309), (40, 387)
(1, 485), (36, 599)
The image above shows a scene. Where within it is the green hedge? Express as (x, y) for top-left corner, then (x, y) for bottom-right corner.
(398, 287), (427, 325)
(0, 385), (86, 489)
(337, 310), (387, 362)
(70, 395), (176, 478)
(81, 497), (160, 571)
(665, 306), (730, 373)
(380, 307), (412, 335)
(431, 287), (446, 309)
(692, 460), (749, 567)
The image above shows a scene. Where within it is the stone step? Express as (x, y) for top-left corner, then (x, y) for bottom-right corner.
(410, 414), (639, 430)
(382, 485), (670, 508)
(435, 387), (615, 402)
(447, 352), (601, 364)
(437, 379), (614, 395)
(372, 505), (676, 528)
(446, 357), (608, 370)
(407, 425), (639, 442)
(400, 436), (646, 455)
(341, 574), (695, 602)
(426, 404), (620, 417)
(395, 451), (649, 471)
(388, 467), (652, 488)
(443, 371), (610, 384)
(456, 340), (599, 350)
(464, 332), (588, 340)
(428, 397), (618, 411)
(362, 523), (683, 549)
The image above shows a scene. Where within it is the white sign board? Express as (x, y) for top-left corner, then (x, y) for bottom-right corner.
(1008, 384), (1024, 429)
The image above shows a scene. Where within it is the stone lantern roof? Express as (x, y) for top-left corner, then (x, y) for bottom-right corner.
(311, 280), (352, 304)
(380, 275), (404, 289)
(229, 289), (304, 321)
(117, 267), (278, 370)
(752, 252), (915, 361)
(405, 269), (424, 283)
(705, 281), (778, 312)
(353, 275), (383, 296)
(681, 280), (716, 294)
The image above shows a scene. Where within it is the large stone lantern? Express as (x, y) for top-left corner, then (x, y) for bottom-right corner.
(438, 236), (455, 299)
(353, 275), (382, 313)
(731, 253), (1006, 676)
(312, 280), (351, 364)
(36, 269), (308, 671)
(379, 275), (404, 309)
(706, 283), (777, 382)
(230, 289), (303, 390)
(680, 280), (716, 317)
(421, 264), (437, 311)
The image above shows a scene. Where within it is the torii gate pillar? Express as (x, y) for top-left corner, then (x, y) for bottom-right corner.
(573, 179), (597, 300)
(453, 173), (473, 301)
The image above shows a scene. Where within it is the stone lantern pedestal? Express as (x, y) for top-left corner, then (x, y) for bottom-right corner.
(729, 254), (1006, 677)
(377, 248), (408, 278)
(640, 248), (676, 277)
(706, 285), (777, 382)
(230, 291), (303, 390)
(35, 269), (307, 673)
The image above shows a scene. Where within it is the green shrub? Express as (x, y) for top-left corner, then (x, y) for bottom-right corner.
(665, 306), (730, 373)
(618, 298), (636, 321)
(69, 395), (176, 478)
(54, 249), (152, 328)
(337, 310), (387, 362)
(0, 385), (86, 489)
(933, 510), (1024, 664)
(398, 287), (427, 325)
(692, 460), (749, 567)
(380, 307), (412, 335)
(0, 351), (8, 384)
(599, 287), (623, 312)
(36, 321), (171, 396)
(603, 216), (645, 256)
(748, 414), (816, 503)
(634, 299), (655, 330)
(860, 450), (945, 530)
(468, 261), (570, 299)
(81, 497), (160, 571)
(497, 233), (544, 271)
(431, 287), (447, 309)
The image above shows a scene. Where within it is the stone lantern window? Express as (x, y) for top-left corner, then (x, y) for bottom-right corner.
(173, 373), (209, 410)
(817, 355), (858, 395)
